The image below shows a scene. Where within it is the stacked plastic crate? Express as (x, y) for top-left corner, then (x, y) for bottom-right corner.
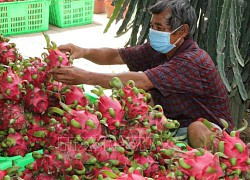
(49, 0), (94, 28)
(0, 0), (95, 36)
(0, 0), (50, 36)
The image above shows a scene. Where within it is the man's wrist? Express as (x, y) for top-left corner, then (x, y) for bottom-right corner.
(82, 48), (90, 59)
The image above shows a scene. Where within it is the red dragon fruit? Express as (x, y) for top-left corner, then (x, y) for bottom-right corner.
(42, 33), (72, 70)
(123, 87), (149, 120)
(3, 132), (28, 156)
(0, 166), (20, 180)
(177, 148), (224, 179)
(27, 125), (49, 151)
(24, 86), (49, 114)
(148, 105), (180, 133)
(90, 139), (131, 166)
(0, 35), (22, 65)
(0, 102), (27, 130)
(153, 169), (189, 180)
(116, 170), (149, 180)
(35, 173), (57, 180)
(25, 145), (89, 178)
(55, 142), (92, 167)
(0, 99), (4, 108)
(98, 95), (125, 130)
(62, 85), (88, 107)
(46, 80), (66, 94)
(91, 167), (117, 179)
(156, 140), (181, 158)
(37, 154), (67, 175)
(0, 170), (7, 180)
(47, 123), (73, 148)
(27, 154), (63, 176)
(109, 77), (149, 121)
(0, 67), (23, 102)
(59, 102), (102, 142)
(148, 106), (167, 132)
(92, 85), (125, 130)
(22, 57), (47, 87)
(213, 129), (250, 175)
(46, 80), (67, 107)
(26, 113), (54, 127)
(121, 127), (153, 152)
(20, 169), (34, 180)
(134, 154), (159, 177)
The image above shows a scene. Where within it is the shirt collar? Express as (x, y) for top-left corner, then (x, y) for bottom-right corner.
(170, 38), (195, 59)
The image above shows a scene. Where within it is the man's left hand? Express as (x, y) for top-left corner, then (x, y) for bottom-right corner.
(50, 66), (86, 85)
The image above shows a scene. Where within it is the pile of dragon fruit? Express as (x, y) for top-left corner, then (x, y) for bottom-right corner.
(0, 33), (249, 180)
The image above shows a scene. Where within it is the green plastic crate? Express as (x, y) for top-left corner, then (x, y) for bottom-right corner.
(0, 149), (43, 171)
(0, 156), (23, 163)
(49, 0), (94, 28)
(14, 156), (34, 172)
(0, 0), (50, 36)
(0, 161), (12, 170)
(85, 91), (98, 104)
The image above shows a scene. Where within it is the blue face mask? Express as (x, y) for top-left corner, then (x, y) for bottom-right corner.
(149, 25), (183, 54)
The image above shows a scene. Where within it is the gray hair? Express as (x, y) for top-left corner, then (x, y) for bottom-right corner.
(148, 0), (197, 39)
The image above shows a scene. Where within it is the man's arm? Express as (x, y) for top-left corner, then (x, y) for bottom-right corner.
(50, 66), (154, 90)
(89, 71), (154, 90)
(84, 48), (124, 65)
(58, 44), (124, 65)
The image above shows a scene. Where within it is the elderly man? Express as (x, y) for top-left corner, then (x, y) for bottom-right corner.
(51, 0), (234, 148)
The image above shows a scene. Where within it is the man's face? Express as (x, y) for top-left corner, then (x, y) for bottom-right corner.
(150, 8), (183, 45)
(150, 8), (172, 32)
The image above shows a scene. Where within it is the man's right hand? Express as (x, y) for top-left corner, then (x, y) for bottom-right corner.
(58, 43), (86, 60)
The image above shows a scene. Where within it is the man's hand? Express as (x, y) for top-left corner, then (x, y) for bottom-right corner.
(50, 66), (86, 85)
(58, 43), (85, 60)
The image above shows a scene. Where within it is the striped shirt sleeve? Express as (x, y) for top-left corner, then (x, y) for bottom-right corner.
(144, 52), (205, 96)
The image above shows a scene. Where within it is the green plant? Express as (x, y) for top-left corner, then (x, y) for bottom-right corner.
(104, 0), (250, 128)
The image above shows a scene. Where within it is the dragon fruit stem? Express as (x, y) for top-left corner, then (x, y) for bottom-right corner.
(206, 166), (217, 173)
(108, 108), (115, 118)
(48, 107), (65, 116)
(125, 80), (135, 87)
(235, 118), (248, 132)
(91, 85), (104, 96)
(230, 158), (237, 166)
(85, 119), (96, 129)
(109, 77), (123, 89)
(5, 166), (20, 175)
(59, 101), (73, 114)
(6, 138), (16, 147)
(160, 149), (175, 156)
(179, 158), (191, 169)
(219, 118), (229, 130)
(32, 152), (43, 159)
(199, 118), (216, 131)
(218, 141), (224, 153)
(51, 41), (58, 50)
(194, 148), (205, 156)
(43, 32), (51, 49)
(87, 157), (97, 164)
(71, 119), (82, 129)
(235, 143), (244, 153)
(33, 131), (46, 138)
(74, 168), (85, 175)
(94, 111), (102, 119)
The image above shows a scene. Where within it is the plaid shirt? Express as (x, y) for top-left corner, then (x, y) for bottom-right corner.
(119, 39), (234, 130)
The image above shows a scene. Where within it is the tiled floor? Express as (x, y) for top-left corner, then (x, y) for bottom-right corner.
(9, 13), (130, 92)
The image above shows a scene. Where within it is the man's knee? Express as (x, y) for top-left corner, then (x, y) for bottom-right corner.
(187, 121), (215, 149)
